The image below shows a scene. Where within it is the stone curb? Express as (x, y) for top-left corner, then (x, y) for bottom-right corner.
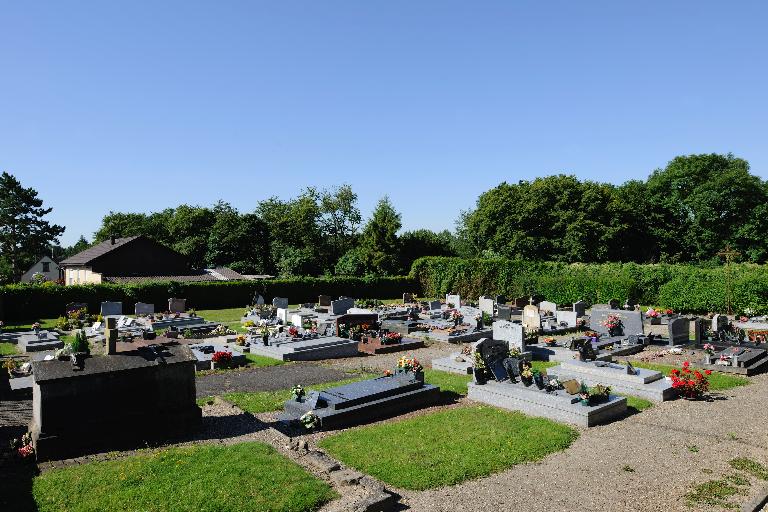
(742, 486), (768, 512)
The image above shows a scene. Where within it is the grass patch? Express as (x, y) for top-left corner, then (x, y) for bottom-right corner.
(0, 342), (18, 356)
(1, 318), (59, 332)
(424, 368), (471, 397)
(685, 478), (748, 509)
(224, 374), (374, 414)
(32, 442), (336, 512)
(621, 394), (653, 414)
(319, 405), (578, 490)
(243, 352), (285, 367)
(195, 307), (249, 333)
(632, 362), (749, 391)
(196, 396), (215, 407)
(730, 458), (768, 480)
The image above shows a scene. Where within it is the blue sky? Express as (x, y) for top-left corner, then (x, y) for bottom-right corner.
(2, 1), (767, 246)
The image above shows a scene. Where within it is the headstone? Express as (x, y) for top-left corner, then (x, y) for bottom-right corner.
(692, 318), (703, 345)
(254, 294), (265, 305)
(276, 308), (292, 325)
(539, 301), (557, 315)
(522, 305), (540, 331)
(429, 300), (442, 311)
(513, 296), (529, 308)
(134, 302), (154, 316)
(168, 298), (186, 313)
(608, 299), (620, 310)
(494, 295), (507, 305)
(330, 297), (355, 316)
(272, 297), (289, 310)
(668, 317), (690, 345)
(712, 314), (727, 333)
(590, 309), (644, 337)
(402, 293), (414, 303)
(100, 302), (122, 316)
(573, 300), (586, 317)
(556, 311), (578, 328)
(318, 295), (332, 307)
(446, 294), (461, 308)
(496, 305), (512, 321)
(493, 320), (525, 352)
(476, 338), (513, 382)
(479, 296), (495, 317)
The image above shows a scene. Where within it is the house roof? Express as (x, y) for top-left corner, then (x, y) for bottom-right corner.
(102, 267), (246, 284)
(60, 236), (141, 266)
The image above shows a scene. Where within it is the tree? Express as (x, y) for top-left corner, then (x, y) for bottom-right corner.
(399, 229), (456, 271)
(358, 197), (402, 275)
(0, 172), (65, 280)
(316, 184), (362, 265)
(205, 203), (271, 274)
(168, 205), (216, 268)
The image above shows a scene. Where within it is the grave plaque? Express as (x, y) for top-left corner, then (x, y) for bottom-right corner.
(608, 299), (620, 309)
(134, 302), (154, 315)
(479, 296), (495, 317)
(563, 379), (581, 395)
(272, 297), (289, 309)
(318, 295), (332, 307)
(493, 320), (525, 352)
(573, 300), (586, 317)
(446, 294), (461, 308)
(330, 297), (354, 316)
(522, 305), (540, 331)
(668, 317), (690, 345)
(168, 298), (186, 313)
(429, 300), (442, 311)
(100, 301), (122, 316)
(539, 301), (557, 315)
(496, 305), (512, 321)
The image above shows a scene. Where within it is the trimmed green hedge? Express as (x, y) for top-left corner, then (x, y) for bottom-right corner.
(0, 276), (418, 322)
(410, 257), (768, 315)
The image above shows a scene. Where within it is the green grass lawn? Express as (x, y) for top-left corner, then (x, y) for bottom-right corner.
(620, 394), (654, 413)
(0, 342), (18, 356)
(1, 318), (59, 332)
(223, 374), (375, 414)
(424, 368), (472, 396)
(195, 307), (249, 333)
(632, 362), (749, 391)
(32, 442), (336, 512)
(319, 405), (577, 490)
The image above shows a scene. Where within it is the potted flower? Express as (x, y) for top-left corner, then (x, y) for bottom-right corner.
(520, 364), (533, 386)
(590, 384), (611, 405)
(396, 356), (424, 382)
(300, 411), (320, 430)
(383, 332), (402, 345)
(702, 343), (716, 363)
(291, 384), (305, 401)
(450, 310), (463, 326)
(235, 335), (246, 346)
(261, 327), (270, 346)
(669, 361), (711, 399)
(287, 326), (299, 338)
(542, 337), (557, 347)
(601, 315), (623, 337)
(472, 351), (487, 385)
(546, 377), (563, 392)
(10, 433), (35, 461)
(532, 369), (545, 389)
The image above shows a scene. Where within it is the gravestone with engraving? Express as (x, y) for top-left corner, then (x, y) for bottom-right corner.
(100, 302), (122, 317)
(330, 297), (355, 316)
(573, 300), (586, 317)
(493, 320), (526, 353)
(556, 310), (578, 328)
(590, 309), (644, 337)
(429, 300), (442, 311)
(272, 297), (289, 309)
(522, 305), (540, 331)
(668, 317), (690, 345)
(496, 305), (512, 321)
(318, 295), (332, 307)
(168, 298), (186, 313)
(446, 294), (461, 308)
(134, 302), (154, 315)
(539, 301), (557, 315)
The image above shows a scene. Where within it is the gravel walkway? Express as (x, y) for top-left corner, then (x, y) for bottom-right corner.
(317, 340), (458, 373)
(195, 362), (353, 397)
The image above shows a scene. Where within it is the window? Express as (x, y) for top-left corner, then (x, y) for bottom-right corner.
(42, 262), (50, 272)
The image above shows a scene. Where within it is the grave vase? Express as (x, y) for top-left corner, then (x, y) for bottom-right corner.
(533, 374), (545, 389)
(473, 368), (487, 385)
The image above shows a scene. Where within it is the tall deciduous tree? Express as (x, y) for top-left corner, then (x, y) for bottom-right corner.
(0, 172), (65, 280)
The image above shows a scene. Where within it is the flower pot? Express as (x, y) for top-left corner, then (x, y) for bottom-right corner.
(522, 377), (533, 387)
(473, 368), (487, 385)
(580, 398), (591, 406)
(71, 352), (87, 370)
(414, 371), (425, 383)
(534, 375), (545, 389)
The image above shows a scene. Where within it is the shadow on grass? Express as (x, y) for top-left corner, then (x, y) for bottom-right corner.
(0, 461), (38, 512)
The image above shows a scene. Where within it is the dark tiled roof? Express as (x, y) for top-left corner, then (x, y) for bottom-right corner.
(209, 267), (247, 280)
(60, 236), (140, 266)
(102, 267), (247, 284)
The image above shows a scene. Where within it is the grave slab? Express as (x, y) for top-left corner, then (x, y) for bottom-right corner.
(248, 336), (359, 361)
(549, 360), (676, 401)
(18, 331), (64, 353)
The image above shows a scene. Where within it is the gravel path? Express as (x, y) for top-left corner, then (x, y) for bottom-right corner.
(317, 340), (458, 373)
(195, 363), (353, 397)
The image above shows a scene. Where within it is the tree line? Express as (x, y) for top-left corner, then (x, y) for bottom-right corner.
(1, 153), (767, 284)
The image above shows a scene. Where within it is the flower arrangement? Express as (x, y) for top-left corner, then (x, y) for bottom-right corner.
(460, 345), (473, 356)
(287, 326), (299, 337)
(235, 335), (246, 346)
(210, 324), (236, 336)
(472, 351), (486, 369)
(669, 361), (711, 399)
(546, 378), (563, 391)
(383, 369), (393, 377)
(645, 308), (659, 318)
(243, 320), (255, 328)
(11, 433), (34, 460)
(703, 343), (716, 356)
(450, 310), (463, 322)
(579, 382), (611, 405)
(397, 356), (423, 374)
(291, 384), (305, 401)
(509, 347), (522, 357)
(3, 358), (19, 375)
(665, 308), (674, 315)
(300, 411), (320, 430)
(383, 332), (402, 344)
(542, 336), (556, 346)
(584, 330), (599, 338)
(601, 315), (622, 331)
(743, 307), (755, 317)
(212, 351), (233, 367)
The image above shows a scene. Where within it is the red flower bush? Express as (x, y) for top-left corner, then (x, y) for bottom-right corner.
(287, 326), (299, 337)
(669, 361), (711, 399)
(212, 351), (233, 367)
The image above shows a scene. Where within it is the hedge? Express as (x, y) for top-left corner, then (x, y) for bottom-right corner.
(0, 276), (418, 322)
(409, 257), (768, 315)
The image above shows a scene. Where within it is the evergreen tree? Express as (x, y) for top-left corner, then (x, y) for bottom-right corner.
(358, 197), (402, 275)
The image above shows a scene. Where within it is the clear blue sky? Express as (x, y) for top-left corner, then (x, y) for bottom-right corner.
(2, 1), (767, 246)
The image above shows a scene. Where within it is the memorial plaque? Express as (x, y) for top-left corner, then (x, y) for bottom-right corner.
(522, 305), (540, 331)
(563, 379), (581, 395)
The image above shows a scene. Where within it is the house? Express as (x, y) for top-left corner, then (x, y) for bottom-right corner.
(59, 235), (246, 285)
(20, 256), (59, 283)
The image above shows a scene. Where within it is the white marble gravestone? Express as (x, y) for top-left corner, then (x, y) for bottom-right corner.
(522, 305), (541, 331)
(446, 294), (461, 308)
(493, 320), (525, 352)
(479, 296), (495, 317)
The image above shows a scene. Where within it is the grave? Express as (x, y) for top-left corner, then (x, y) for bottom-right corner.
(479, 296), (495, 317)
(548, 360), (675, 401)
(513, 297), (529, 308)
(556, 310), (578, 328)
(100, 301), (122, 316)
(249, 334), (359, 361)
(668, 317), (690, 345)
(358, 335), (424, 355)
(590, 309), (644, 337)
(330, 297), (355, 316)
(428, 300), (442, 312)
(280, 372), (440, 429)
(573, 300), (587, 317)
(496, 305), (512, 321)
(17, 331), (64, 353)
(168, 298), (186, 313)
(446, 294), (461, 308)
(702, 346), (768, 376)
(134, 302), (155, 315)
(29, 344), (201, 461)
(273, 297), (289, 309)
(494, 295), (507, 305)
(148, 315), (208, 332)
(189, 343), (247, 371)
(539, 301), (557, 315)
(493, 320), (526, 353)
(467, 342), (626, 427)
(522, 305), (540, 331)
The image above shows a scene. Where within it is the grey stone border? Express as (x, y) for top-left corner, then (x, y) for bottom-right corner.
(741, 485), (768, 512)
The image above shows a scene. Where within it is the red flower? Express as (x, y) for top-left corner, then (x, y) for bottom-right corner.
(682, 361), (690, 368)
(705, 370), (712, 375)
